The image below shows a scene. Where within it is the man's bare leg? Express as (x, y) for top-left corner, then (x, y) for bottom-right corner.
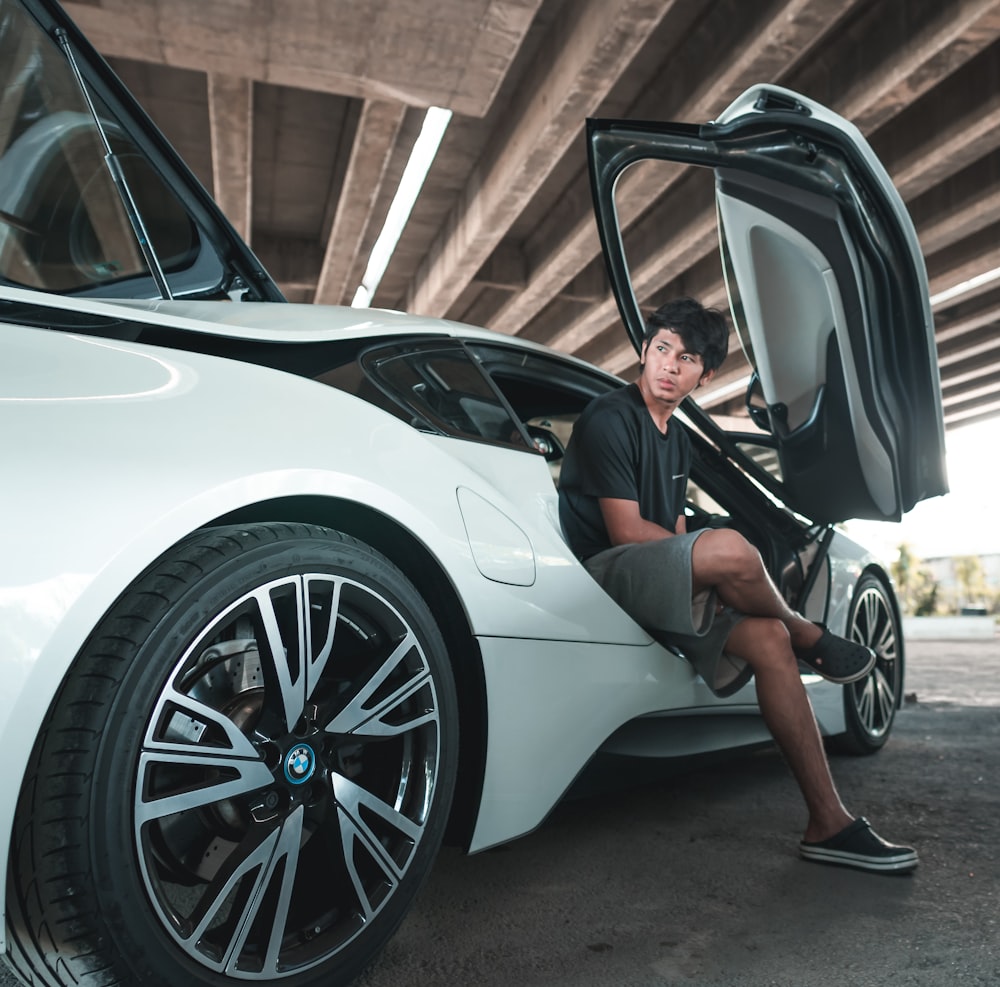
(691, 529), (822, 651)
(723, 615), (852, 842)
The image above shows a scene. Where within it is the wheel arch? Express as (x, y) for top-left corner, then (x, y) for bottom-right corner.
(210, 494), (488, 849)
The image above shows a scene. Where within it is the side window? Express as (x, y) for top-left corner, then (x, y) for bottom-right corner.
(359, 340), (531, 449)
(467, 342), (620, 482)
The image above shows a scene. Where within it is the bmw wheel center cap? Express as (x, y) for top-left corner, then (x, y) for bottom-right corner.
(283, 743), (317, 785)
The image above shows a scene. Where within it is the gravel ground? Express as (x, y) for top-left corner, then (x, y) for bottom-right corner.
(3, 636), (997, 987)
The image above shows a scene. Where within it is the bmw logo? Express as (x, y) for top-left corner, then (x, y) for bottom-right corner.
(283, 743), (316, 785)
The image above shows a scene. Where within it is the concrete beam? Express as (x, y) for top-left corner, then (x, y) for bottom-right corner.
(944, 390), (1000, 426)
(62, 0), (543, 117)
(557, 265), (609, 304)
(252, 235), (323, 288)
(943, 365), (1000, 405)
(207, 73), (253, 242)
(473, 241), (527, 293)
(405, 0), (675, 319)
(832, 0), (1000, 133)
(916, 167), (1000, 259)
(884, 48), (1000, 201)
(314, 99), (406, 306)
(927, 227), (1000, 302)
(937, 324), (1000, 370)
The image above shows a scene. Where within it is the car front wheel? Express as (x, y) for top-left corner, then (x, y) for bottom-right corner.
(6, 522), (458, 987)
(835, 572), (903, 755)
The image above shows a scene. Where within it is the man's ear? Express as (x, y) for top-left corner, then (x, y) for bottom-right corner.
(697, 367), (716, 388)
(639, 340), (648, 366)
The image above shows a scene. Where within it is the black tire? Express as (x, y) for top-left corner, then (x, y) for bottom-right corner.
(6, 522), (458, 987)
(833, 573), (903, 755)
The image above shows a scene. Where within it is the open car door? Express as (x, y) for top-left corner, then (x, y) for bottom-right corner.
(587, 84), (947, 523)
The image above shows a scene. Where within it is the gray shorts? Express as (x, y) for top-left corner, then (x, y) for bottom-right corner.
(584, 532), (753, 698)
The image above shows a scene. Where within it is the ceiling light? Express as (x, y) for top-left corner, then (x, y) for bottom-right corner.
(929, 266), (1000, 308)
(352, 106), (452, 308)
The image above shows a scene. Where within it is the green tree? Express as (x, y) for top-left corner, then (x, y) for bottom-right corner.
(953, 555), (987, 609)
(891, 541), (941, 615)
(913, 580), (939, 616)
(891, 542), (918, 612)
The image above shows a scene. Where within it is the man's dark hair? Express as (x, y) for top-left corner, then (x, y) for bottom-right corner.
(643, 297), (729, 373)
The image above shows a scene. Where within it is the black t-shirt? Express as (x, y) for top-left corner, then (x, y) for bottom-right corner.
(558, 383), (690, 561)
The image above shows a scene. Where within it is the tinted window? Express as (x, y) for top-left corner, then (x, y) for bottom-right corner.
(359, 341), (530, 448)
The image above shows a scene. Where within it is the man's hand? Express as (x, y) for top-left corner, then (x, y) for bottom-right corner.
(675, 513), (687, 535)
(598, 497), (679, 546)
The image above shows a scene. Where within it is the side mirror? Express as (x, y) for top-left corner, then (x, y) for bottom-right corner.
(524, 424), (565, 462)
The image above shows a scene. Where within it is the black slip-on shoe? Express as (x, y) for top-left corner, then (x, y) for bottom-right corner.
(799, 817), (918, 873)
(794, 624), (877, 684)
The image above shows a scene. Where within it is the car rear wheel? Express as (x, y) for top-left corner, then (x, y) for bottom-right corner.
(834, 573), (903, 755)
(6, 522), (457, 987)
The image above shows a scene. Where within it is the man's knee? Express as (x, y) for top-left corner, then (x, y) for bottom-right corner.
(694, 528), (761, 580)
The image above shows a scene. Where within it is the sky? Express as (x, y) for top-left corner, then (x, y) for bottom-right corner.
(843, 416), (999, 563)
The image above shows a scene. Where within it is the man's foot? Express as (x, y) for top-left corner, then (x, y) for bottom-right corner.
(793, 623), (876, 683)
(799, 817), (918, 873)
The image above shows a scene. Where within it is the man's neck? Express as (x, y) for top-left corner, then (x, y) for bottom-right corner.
(636, 379), (677, 434)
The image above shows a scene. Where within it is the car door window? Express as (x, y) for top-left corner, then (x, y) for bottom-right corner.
(467, 342), (621, 481)
(360, 340), (531, 449)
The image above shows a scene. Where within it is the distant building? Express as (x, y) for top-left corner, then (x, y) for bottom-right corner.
(923, 553), (1000, 611)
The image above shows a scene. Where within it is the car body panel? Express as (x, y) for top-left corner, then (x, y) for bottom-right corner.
(473, 619), (853, 851)
(587, 84), (947, 524)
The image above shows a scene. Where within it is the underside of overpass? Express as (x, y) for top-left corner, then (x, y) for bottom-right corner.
(64, 0), (1000, 430)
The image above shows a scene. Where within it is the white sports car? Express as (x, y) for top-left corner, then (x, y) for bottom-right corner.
(1, 2), (947, 986)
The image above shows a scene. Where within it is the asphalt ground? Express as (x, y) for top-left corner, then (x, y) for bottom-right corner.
(357, 636), (1000, 987)
(3, 635), (997, 987)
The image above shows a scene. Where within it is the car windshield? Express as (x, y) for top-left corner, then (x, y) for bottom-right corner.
(0, 0), (216, 296)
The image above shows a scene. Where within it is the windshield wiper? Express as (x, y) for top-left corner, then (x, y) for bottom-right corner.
(54, 27), (173, 300)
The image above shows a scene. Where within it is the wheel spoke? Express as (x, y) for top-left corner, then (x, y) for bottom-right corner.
(873, 667), (895, 726)
(174, 808), (305, 973)
(874, 617), (896, 659)
(863, 591), (880, 641)
(305, 575), (342, 695)
(855, 677), (875, 730)
(225, 807), (304, 976)
(144, 684), (261, 758)
(252, 577), (308, 734)
(864, 594), (895, 662)
(331, 773), (423, 919)
(135, 750), (273, 824)
(324, 632), (436, 737)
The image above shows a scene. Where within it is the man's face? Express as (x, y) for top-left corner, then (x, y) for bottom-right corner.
(639, 328), (714, 408)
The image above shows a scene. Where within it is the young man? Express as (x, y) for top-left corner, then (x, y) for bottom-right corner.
(558, 297), (917, 874)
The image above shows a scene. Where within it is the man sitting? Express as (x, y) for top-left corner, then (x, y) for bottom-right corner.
(558, 297), (917, 874)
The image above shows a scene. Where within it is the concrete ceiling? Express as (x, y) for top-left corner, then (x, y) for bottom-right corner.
(64, 0), (1000, 431)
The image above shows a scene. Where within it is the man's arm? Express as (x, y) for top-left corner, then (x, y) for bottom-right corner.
(599, 497), (687, 546)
